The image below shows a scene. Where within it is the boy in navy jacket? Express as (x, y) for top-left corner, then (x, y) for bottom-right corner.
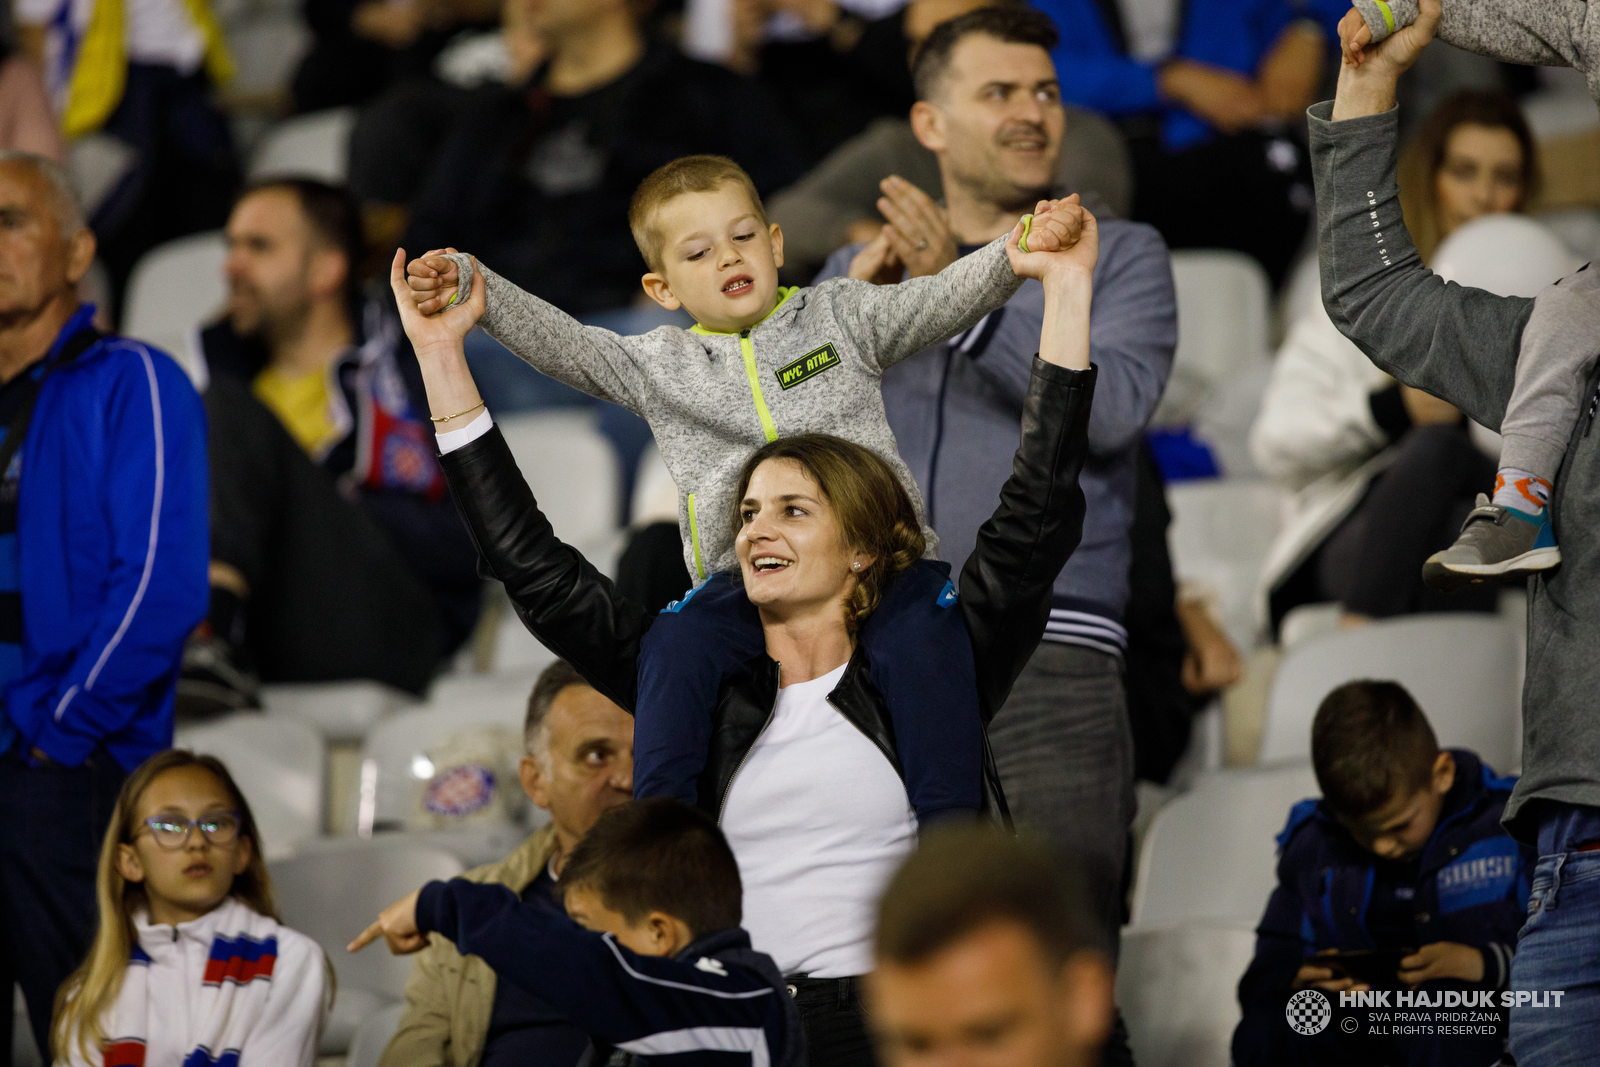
(353, 798), (802, 1067)
(1233, 681), (1530, 1067)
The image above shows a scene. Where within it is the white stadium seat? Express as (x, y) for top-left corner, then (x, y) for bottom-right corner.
(225, 15), (313, 106)
(1165, 479), (1284, 651)
(1258, 614), (1520, 771)
(248, 107), (357, 184)
(496, 409), (620, 553)
(1118, 921), (1258, 1067)
(121, 231), (227, 387)
(262, 679), (414, 743)
(1129, 763), (1320, 929)
(1153, 250), (1272, 434)
(175, 713), (325, 861)
(271, 842), (463, 1053)
(360, 691), (534, 831)
(346, 1001), (405, 1067)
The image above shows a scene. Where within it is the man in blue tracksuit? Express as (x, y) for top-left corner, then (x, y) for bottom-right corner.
(0, 152), (208, 1061)
(355, 798), (803, 1067)
(1029, 0), (1345, 283)
(1233, 682), (1530, 1067)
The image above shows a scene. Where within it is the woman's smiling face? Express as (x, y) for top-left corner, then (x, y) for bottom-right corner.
(735, 457), (862, 618)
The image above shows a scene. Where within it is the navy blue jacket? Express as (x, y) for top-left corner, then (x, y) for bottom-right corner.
(2, 307), (208, 770)
(1030, 0), (1344, 151)
(416, 878), (804, 1067)
(1233, 750), (1531, 1066)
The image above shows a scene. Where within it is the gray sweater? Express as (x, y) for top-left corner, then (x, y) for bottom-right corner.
(818, 220), (1175, 630)
(473, 238), (1023, 578)
(1354, 0), (1600, 104)
(1309, 100), (1598, 836)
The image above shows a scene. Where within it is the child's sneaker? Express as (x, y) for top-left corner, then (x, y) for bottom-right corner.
(1422, 494), (1560, 591)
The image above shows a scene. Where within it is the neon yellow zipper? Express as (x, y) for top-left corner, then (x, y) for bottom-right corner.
(687, 492), (706, 580)
(690, 287), (795, 444)
(739, 330), (779, 443)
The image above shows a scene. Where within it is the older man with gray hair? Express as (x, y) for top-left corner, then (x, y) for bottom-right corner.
(0, 151), (208, 1063)
(380, 660), (635, 1067)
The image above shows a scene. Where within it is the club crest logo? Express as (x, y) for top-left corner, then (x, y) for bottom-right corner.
(1286, 989), (1332, 1035)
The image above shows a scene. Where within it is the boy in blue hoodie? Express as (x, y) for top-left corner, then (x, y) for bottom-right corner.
(352, 798), (802, 1067)
(1232, 681), (1530, 1067)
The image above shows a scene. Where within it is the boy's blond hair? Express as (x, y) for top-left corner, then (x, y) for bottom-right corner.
(628, 155), (767, 272)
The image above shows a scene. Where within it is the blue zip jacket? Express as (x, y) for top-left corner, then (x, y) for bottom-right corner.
(1233, 749), (1532, 1067)
(416, 878), (804, 1067)
(1030, 0), (1341, 152)
(3, 307), (209, 770)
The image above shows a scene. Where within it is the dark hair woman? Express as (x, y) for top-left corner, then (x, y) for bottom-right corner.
(363, 212), (1101, 1065)
(1397, 90), (1539, 264)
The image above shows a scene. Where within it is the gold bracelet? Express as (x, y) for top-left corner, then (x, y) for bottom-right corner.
(430, 401), (486, 424)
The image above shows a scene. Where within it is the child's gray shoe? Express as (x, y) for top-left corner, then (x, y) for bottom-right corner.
(1422, 494), (1560, 591)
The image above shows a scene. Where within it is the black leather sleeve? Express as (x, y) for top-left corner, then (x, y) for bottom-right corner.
(959, 358), (1097, 722)
(437, 426), (648, 713)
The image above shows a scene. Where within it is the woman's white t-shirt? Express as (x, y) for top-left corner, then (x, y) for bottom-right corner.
(719, 662), (918, 978)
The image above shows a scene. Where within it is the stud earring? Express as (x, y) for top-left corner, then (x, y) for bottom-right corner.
(852, 561), (862, 571)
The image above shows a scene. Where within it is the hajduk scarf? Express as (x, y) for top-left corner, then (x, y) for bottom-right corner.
(100, 899), (280, 1067)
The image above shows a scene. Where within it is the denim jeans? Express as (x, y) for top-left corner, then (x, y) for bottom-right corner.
(1510, 831), (1600, 1064)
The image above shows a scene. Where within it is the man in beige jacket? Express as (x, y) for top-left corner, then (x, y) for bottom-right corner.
(379, 660), (635, 1067)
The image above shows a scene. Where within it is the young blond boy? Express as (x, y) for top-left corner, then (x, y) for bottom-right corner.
(404, 154), (1084, 814)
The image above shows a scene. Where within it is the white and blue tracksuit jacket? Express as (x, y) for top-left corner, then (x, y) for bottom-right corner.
(415, 878), (804, 1067)
(1, 307), (208, 770)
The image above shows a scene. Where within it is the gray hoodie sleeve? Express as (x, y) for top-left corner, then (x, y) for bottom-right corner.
(1310, 100), (1530, 430)
(471, 263), (647, 413)
(824, 235), (1024, 374)
(1353, 0), (1582, 66)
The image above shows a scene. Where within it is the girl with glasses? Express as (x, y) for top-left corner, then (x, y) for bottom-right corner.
(50, 750), (328, 1066)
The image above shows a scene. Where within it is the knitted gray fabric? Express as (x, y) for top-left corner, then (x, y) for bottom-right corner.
(439, 252), (474, 311)
(1353, 0), (1599, 109)
(465, 238), (1023, 580)
(1352, 0), (1418, 44)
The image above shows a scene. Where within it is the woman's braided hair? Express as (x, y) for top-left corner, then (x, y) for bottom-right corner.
(730, 434), (925, 633)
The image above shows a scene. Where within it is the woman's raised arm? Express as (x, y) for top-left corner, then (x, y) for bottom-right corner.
(959, 223), (1100, 720)
(389, 250), (651, 711)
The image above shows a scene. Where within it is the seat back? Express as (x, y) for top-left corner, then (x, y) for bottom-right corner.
(248, 107), (356, 183)
(1165, 479), (1283, 649)
(496, 409), (620, 553)
(1130, 763), (1320, 928)
(1259, 614), (1520, 770)
(1117, 922), (1259, 1067)
(270, 843), (463, 1000)
(121, 231), (227, 386)
(1153, 251), (1271, 429)
(360, 694), (533, 829)
(345, 1001), (405, 1067)
(175, 713), (325, 860)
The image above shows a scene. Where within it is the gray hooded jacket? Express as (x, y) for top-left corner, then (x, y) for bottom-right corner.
(471, 236), (1022, 578)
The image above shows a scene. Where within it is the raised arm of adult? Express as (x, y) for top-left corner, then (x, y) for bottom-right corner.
(1312, 0), (1529, 430)
(958, 208), (1100, 718)
(390, 248), (652, 710)
(1330, 0), (1439, 119)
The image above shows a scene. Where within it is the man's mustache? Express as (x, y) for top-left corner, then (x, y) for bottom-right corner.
(995, 122), (1051, 147)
